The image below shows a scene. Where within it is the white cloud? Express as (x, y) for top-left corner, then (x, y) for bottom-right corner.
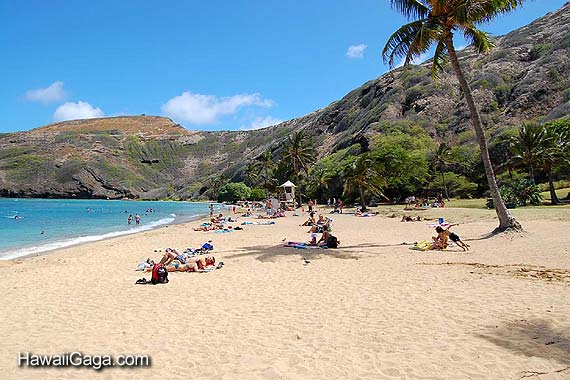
(25, 81), (67, 104)
(346, 44), (367, 59)
(53, 101), (104, 122)
(161, 92), (273, 125)
(240, 116), (283, 131)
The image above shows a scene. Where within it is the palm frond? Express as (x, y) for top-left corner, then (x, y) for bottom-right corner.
(382, 19), (439, 68)
(462, 24), (494, 53)
(388, 0), (430, 20)
(431, 40), (448, 80)
(468, 0), (525, 23)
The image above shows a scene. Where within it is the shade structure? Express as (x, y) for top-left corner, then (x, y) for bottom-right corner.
(280, 180), (296, 188)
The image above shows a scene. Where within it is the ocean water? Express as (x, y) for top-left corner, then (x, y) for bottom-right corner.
(0, 198), (218, 260)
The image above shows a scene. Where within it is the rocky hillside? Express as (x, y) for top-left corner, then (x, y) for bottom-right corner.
(1, 3), (569, 199)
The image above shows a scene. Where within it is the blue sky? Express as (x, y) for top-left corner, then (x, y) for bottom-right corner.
(0, 0), (566, 132)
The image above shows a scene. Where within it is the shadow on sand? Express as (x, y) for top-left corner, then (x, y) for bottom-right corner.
(477, 318), (570, 369)
(224, 242), (411, 263)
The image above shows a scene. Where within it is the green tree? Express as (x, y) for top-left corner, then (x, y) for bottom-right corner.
(218, 182), (252, 203)
(508, 123), (547, 184)
(541, 119), (570, 204)
(430, 143), (454, 200)
(382, 0), (523, 232)
(342, 154), (387, 212)
(254, 151), (276, 197)
(250, 187), (266, 201)
(207, 174), (227, 201)
(307, 164), (332, 201)
(282, 131), (315, 207)
(243, 162), (259, 187)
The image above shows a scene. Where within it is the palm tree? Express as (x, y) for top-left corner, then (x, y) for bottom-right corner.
(308, 165), (332, 201)
(541, 121), (570, 205)
(343, 154), (387, 212)
(508, 123), (547, 184)
(430, 143), (454, 200)
(282, 131), (315, 208)
(243, 162), (259, 187)
(382, 0), (523, 232)
(254, 151), (276, 197)
(207, 174), (227, 201)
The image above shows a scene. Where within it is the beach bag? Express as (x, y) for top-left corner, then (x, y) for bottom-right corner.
(151, 263), (169, 284)
(202, 242), (214, 250)
(326, 235), (339, 248)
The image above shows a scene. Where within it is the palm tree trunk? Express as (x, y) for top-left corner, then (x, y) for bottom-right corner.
(444, 33), (521, 232)
(441, 170), (449, 200)
(548, 170), (559, 205)
(359, 186), (367, 212)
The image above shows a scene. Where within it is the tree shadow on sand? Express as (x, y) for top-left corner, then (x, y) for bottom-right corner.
(224, 242), (409, 263)
(476, 319), (570, 367)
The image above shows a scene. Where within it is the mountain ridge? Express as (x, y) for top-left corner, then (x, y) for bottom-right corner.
(1, 3), (569, 199)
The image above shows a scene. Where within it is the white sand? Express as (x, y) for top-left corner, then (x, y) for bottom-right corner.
(1, 206), (569, 380)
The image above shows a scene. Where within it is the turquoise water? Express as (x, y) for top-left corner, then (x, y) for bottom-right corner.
(0, 198), (218, 259)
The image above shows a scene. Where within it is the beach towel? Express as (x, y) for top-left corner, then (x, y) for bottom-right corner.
(427, 222), (451, 228)
(409, 240), (432, 251)
(241, 221), (275, 225)
(284, 242), (322, 249)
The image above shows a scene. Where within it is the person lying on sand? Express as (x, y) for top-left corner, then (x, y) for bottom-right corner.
(401, 215), (421, 222)
(193, 222), (229, 231)
(158, 248), (186, 265)
(146, 256), (217, 272)
(355, 208), (378, 217)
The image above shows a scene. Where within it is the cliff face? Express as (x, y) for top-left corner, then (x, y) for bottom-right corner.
(1, 3), (569, 199)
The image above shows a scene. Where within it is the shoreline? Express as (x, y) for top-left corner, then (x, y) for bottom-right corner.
(0, 212), (210, 261)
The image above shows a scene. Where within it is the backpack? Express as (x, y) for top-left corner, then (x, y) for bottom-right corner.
(151, 263), (169, 284)
(326, 235), (339, 248)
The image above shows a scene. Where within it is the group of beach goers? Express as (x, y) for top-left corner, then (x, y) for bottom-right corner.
(133, 198), (472, 285)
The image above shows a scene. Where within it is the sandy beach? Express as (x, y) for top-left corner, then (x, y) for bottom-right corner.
(1, 205), (569, 380)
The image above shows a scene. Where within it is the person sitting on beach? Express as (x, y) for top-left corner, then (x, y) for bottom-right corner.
(317, 230), (340, 248)
(308, 214), (328, 233)
(301, 214), (316, 226)
(436, 224), (469, 251)
(431, 226), (448, 250)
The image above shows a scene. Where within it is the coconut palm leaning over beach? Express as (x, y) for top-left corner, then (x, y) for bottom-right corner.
(382, 0), (524, 232)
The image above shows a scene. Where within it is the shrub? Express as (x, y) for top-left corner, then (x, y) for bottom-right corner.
(250, 187), (266, 201)
(528, 43), (553, 61)
(217, 182), (252, 203)
(487, 179), (542, 208)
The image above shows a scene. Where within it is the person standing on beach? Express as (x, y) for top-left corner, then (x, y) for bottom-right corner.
(338, 199), (344, 214)
(135, 214), (141, 225)
(308, 199), (314, 213)
(209, 204), (214, 217)
(128, 214), (133, 225)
